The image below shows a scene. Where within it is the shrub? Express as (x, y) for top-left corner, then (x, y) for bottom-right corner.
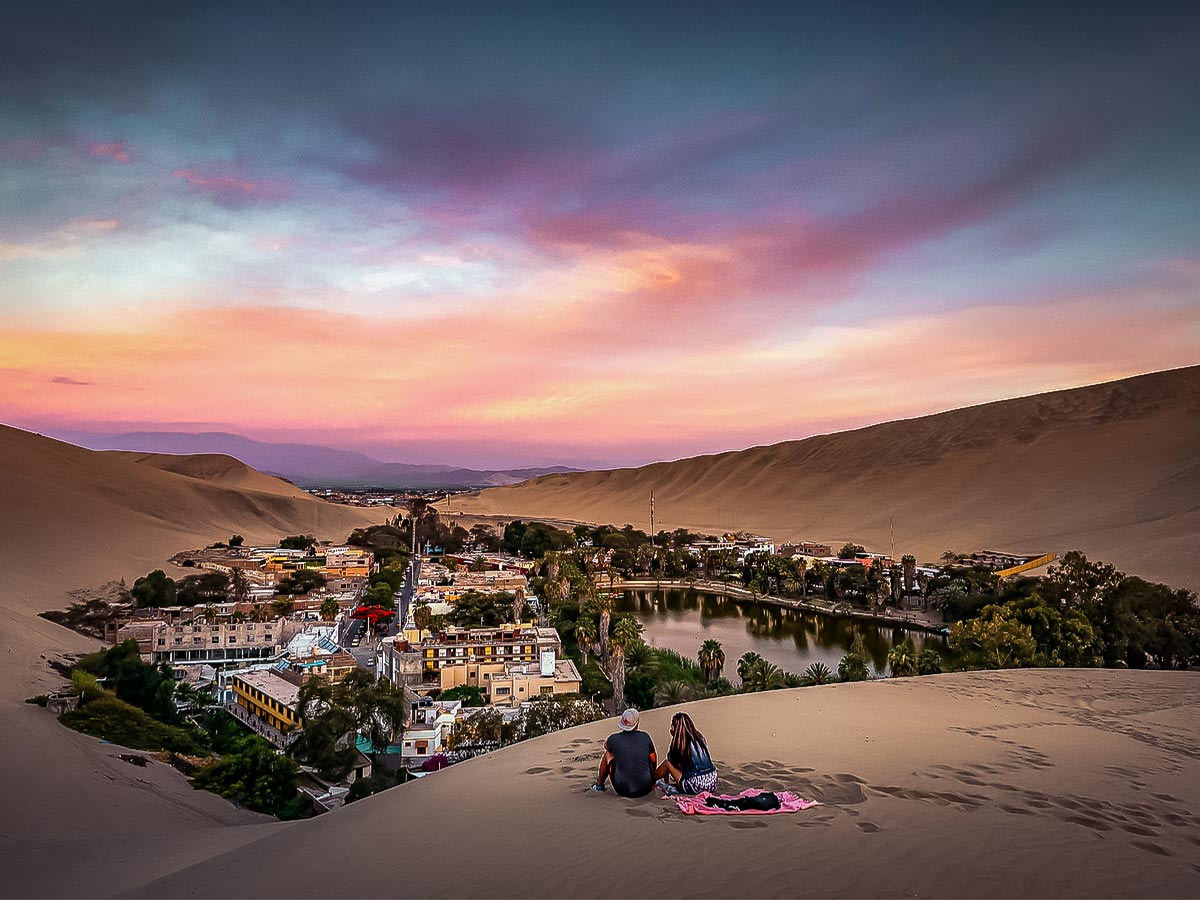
(25, 695), (49, 706)
(60, 694), (200, 754)
(192, 736), (307, 818)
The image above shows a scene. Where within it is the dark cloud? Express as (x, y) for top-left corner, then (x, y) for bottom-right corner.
(51, 375), (91, 386)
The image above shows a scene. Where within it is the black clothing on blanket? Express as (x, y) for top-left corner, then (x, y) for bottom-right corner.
(703, 791), (781, 812)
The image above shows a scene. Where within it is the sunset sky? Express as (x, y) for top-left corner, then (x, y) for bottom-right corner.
(1, 3), (1197, 468)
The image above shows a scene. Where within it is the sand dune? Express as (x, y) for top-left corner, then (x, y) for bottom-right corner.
(0, 425), (386, 889)
(104, 450), (306, 497)
(452, 367), (1200, 589)
(3, 398), (1199, 898)
(79, 670), (1200, 898)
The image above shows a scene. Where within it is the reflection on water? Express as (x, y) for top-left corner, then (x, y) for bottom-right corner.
(616, 589), (946, 678)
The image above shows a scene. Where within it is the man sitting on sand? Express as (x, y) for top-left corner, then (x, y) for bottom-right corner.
(591, 708), (657, 798)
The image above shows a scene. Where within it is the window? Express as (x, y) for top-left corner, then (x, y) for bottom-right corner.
(540, 686), (554, 695)
(495, 687), (510, 696)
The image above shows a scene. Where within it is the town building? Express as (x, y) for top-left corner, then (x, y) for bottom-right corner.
(440, 655), (583, 706)
(417, 624), (562, 675)
(150, 617), (287, 667)
(227, 669), (301, 746)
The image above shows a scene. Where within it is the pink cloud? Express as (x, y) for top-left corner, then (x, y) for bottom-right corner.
(89, 141), (132, 163)
(173, 166), (290, 208)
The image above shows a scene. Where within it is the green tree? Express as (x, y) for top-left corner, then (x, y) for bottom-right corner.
(279, 534), (317, 552)
(413, 601), (433, 632)
(573, 618), (597, 665)
(131, 570), (176, 608)
(274, 569), (327, 596)
(653, 680), (697, 707)
(901, 555), (917, 599)
(440, 685), (487, 707)
(193, 736), (306, 818)
(177, 571), (231, 606)
(736, 651), (763, 682)
(605, 615), (644, 711)
(229, 567), (250, 604)
(949, 616), (1039, 669)
(916, 648), (943, 675)
(77, 640), (179, 722)
(837, 653), (869, 682)
(887, 642), (918, 677)
(838, 543), (866, 560)
(502, 521), (527, 554)
(740, 657), (786, 692)
(698, 639), (726, 685)
(319, 595), (340, 621)
(228, 534), (245, 547)
(803, 662), (834, 685)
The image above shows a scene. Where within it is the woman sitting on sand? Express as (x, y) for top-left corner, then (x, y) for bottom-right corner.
(656, 712), (718, 795)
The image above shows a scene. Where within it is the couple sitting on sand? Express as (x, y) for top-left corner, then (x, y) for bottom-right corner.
(591, 708), (718, 798)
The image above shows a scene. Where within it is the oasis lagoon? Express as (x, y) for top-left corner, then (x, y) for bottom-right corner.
(616, 588), (946, 679)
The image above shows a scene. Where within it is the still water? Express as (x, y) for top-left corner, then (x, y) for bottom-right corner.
(617, 588), (946, 679)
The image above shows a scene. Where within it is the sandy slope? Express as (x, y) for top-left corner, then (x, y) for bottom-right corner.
(3, 405), (1199, 898)
(96, 669), (1200, 899)
(103, 449), (306, 497)
(453, 367), (1200, 589)
(0, 426), (385, 892)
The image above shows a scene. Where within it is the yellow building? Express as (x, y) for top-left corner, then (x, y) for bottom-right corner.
(440, 656), (582, 707)
(231, 670), (301, 735)
(420, 623), (560, 674)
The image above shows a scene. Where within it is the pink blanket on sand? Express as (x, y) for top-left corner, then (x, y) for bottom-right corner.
(673, 789), (821, 816)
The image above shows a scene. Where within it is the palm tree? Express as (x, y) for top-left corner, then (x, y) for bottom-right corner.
(653, 680), (697, 707)
(573, 618), (597, 665)
(887, 642), (918, 677)
(803, 662), (834, 685)
(741, 658), (786, 692)
(319, 595), (340, 621)
(697, 639), (725, 685)
(736, 651), (763, 682)
(249, 602), (273, 623)
(837, 653), (870, 682)
(413, 602), (433, 632)
(940, 550), (959, 567)
(229, 567), (250, 605)
(623, 640), (654, 673)
(901, 555), (917, 599)
(606, 615), (643, 712)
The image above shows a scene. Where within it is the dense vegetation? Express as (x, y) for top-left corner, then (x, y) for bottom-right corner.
(53, 641), (314, 817)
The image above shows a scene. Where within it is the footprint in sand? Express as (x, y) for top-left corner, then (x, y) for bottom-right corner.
(856, 822), (881, 833)
(523, 766), (551, 775)
(1132, 840), (1171, 857)
(1120, 823), (1158, 836)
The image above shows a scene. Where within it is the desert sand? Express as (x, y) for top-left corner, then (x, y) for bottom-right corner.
(449, 367), (1200, 590)
(29, 670), (1200, 899)
(3, 406), (1200, 898)
(0, 426), (384, 896)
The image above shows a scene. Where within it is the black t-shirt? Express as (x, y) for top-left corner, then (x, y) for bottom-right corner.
(605, 730), (656, 797)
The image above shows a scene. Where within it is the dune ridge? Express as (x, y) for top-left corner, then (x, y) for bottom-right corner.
(453, 367), (1200, 588)
(103, 449), (305, 497)
(0, 424), (386, 893)
(2, 385), (1200, 898)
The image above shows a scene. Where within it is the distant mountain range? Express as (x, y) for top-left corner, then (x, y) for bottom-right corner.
(61, 431), (578, 489)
